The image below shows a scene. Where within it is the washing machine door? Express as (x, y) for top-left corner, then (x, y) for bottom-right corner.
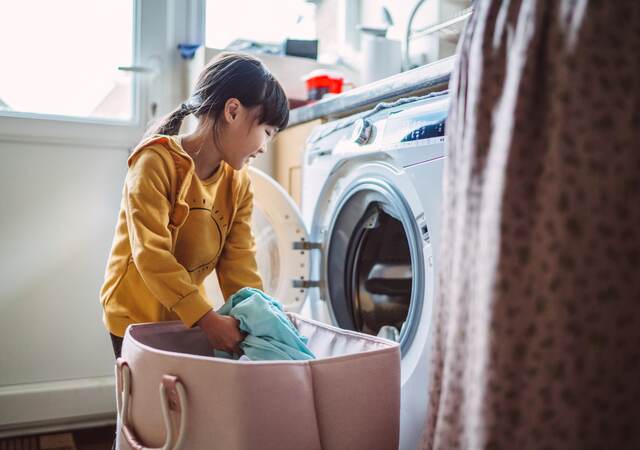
(247, 167), (311, 313)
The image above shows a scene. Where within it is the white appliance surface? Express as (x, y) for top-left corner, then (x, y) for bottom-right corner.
(244, 92), (449, 450)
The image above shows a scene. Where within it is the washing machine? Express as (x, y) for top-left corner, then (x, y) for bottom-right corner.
(248, 91), (448, 450)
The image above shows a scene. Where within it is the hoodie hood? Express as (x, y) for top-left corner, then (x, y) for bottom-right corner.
(128, 134), (193, 170)
(128, 134), (196, 229)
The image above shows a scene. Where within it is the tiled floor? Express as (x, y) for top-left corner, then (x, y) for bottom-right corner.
(0, 425), (115, 450)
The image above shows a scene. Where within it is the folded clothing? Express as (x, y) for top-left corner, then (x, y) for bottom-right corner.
(214, 287), (315, 361)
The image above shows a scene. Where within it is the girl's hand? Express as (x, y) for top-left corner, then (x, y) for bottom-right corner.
(196, 310), (246, 354)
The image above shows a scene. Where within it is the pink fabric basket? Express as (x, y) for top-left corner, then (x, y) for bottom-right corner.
(114, 313), (400, 450)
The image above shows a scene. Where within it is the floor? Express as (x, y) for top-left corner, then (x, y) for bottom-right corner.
(0, 425), (115, 450)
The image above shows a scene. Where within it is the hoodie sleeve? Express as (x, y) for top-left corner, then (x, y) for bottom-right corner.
(125, 149), (212, 327)
(216, 175), (264, 300)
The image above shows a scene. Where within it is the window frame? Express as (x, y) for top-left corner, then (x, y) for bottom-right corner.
(0, 0), (146, 148)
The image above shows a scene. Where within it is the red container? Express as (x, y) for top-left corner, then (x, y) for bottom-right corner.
(302, 70), (344, 100)
(328, 75), (344, 94)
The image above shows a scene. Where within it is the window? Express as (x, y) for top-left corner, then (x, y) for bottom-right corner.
(205, 0), (316, 50)
(0, 0), (135, 121)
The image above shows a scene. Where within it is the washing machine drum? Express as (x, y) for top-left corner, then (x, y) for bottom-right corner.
(245, 167), (426, 350)
(327, 189), (414, 339)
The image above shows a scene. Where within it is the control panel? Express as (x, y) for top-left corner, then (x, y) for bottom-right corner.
(382, 96), (448, 146)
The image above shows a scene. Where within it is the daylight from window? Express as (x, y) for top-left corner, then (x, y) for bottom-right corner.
(0, 0), (134, 120)
(205, 0), (316, 49)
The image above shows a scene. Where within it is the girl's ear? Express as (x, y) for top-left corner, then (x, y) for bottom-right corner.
(224, 98), (241, 123)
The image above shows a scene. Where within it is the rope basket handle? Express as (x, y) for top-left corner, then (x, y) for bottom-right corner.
(116, 358), (188, 450)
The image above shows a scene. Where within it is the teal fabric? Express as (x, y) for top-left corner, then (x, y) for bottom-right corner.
(214, 287), (315, 361)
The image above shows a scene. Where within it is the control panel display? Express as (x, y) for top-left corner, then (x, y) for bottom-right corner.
(382, 101), (448, 145)
(401, 115), (445, 142)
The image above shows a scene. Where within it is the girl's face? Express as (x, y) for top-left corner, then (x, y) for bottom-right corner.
(217, 99), (277, 170)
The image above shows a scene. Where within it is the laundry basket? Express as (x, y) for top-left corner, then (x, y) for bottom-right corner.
(114, 313), (400, 450)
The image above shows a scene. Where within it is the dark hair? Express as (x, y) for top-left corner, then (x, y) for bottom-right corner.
(145, 52), (289, 139)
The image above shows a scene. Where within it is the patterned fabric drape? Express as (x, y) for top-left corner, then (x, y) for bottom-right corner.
(422, 1), (640, 448)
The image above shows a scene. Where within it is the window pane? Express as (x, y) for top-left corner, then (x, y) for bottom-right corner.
(0, 0), (134, 121)
(205, 0), (316, 50)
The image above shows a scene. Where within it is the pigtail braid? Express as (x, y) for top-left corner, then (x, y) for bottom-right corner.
(143, 102), (194, 138)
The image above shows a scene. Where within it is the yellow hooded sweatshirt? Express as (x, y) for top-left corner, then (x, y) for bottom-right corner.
(100, 135), (263, 337)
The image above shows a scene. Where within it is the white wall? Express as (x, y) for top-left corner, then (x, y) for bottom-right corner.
(0, 127), (132, 436)
(0, 141), (126, 385)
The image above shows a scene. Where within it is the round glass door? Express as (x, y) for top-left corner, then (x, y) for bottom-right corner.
(323, 178), (426, 351)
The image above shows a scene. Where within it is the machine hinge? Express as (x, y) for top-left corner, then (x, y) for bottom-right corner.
(293, 279), (320, 288)
(293, 241), (322, 250)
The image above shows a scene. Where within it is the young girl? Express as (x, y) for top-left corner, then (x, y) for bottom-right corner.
(100, 52), (289, 359)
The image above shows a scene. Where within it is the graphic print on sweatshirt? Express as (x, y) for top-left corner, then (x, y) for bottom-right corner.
(173, 178), (229, 285)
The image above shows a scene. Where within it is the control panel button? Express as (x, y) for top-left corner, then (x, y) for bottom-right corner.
(351, 118), (374, 145)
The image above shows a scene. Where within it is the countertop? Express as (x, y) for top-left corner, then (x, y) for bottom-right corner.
(288, 56), (456, 127)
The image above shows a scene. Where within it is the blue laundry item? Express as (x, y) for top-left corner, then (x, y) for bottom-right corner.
(214, 287), (315, 361)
